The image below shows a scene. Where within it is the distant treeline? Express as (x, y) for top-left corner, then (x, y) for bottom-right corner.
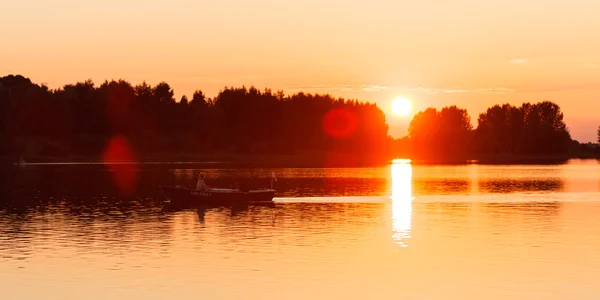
(0, 75), (597, 164)
(395, 103), (599, 161)
(0, 75), (389, 164)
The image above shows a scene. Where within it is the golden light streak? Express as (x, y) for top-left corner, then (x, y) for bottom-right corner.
(391, 159), (413, 247)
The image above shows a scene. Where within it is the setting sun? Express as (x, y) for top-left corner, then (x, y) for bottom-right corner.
(391, 97), (413, 117)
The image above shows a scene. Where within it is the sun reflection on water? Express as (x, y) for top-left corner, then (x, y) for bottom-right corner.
(391, 159), (413, 247)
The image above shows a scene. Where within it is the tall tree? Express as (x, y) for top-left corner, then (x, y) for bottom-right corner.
(476, 104), (523, 154)
(475, 101), (571, 155)
(520, 101), (570, 154)
(408, 106), (472, 160)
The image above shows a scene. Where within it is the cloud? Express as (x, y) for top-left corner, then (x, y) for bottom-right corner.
(510, 59), (526, 64)
(286, 84), (514, 94)
(288, 84), (394, 92)
(519, 82), (600, 93)
(411, 87), (514, 94)
(287, 82), (600, 94)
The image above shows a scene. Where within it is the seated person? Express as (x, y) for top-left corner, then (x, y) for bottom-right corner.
(196, 172), (209, 190)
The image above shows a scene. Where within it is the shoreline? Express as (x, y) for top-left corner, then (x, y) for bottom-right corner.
(2, 153), (598, 167)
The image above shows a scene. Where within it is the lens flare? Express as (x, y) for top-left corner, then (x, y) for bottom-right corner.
(102, 136), (139, 196)
(322, 107), (358, 138)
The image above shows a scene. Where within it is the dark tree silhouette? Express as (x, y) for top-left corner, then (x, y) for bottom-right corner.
(408, 106), (472, 160)
(475, 104), (523, 154)
(475, 101), (570, 155)
(0, 75), (392, 165)
(521, 101), (571, 154)
(406, 101), (574, 161)
(2, 74), (585, 164)
(476, 101), (571, 155)
(597, 126), (600, 144)
(180, 95), (189, 105)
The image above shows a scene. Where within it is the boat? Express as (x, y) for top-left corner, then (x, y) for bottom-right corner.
(160, 185), (276, 208)
(14, 158), (28, 166)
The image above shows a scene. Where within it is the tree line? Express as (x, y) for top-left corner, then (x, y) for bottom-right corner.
(0, 75), (390, 163)
(397, 102), (598, 161)
(1, 74), (597, 164)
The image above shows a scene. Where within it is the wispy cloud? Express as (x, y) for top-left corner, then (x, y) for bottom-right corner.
(412, 87), (514, 94)
(288, 84), (393, 92)
(520, 82), (600, 93)
(510, 59), (527, 64)
(286, 85), (514, 94)
(287, 83), (600, 94)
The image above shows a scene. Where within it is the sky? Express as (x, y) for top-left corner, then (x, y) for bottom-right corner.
(1, 0), (599, 142)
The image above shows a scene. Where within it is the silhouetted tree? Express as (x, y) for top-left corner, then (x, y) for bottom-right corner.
(597, 126), (600, 144)
(408, 108), (439, 158)
(0, 75), (392, 165)
(180, 95), (188, 105)
(475, 101), (571, 155)
(475, 104), (523, 154)
(521, 101), (570, 154)
(153, 82), (175, 105)
(4, 74), (580, 163)
(408, 106), (472, 160)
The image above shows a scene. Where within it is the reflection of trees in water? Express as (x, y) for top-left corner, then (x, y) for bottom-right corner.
(0, 165), (178, 258)
(0, 200), (175, 262)
(421, 202), (473, 213)
(413, 179), (470, 195)
(479, 179), (564, 193)
(273, 178), (387, 197)
(1, 165), (180, 204)
(2, 165), (395, 202)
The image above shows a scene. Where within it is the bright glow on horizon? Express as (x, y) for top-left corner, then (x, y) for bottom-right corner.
(392, 158), (412, 164)
(391, 97), (413, 117)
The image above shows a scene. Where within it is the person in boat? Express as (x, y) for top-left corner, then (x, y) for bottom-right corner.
(196, 172), (209, 190)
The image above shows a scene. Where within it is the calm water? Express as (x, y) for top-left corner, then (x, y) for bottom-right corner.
(1, 159), (600, 299)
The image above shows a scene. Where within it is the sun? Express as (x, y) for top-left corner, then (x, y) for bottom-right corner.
(391, 97), (413, 116)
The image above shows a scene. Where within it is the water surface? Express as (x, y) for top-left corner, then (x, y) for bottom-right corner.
(1, 159), (599, 299)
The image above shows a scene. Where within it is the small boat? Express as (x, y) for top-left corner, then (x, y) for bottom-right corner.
(160, 185), (276, 208)
(14, 158), (28, 166)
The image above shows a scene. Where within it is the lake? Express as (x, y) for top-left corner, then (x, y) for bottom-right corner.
(1, 159), (599, 299)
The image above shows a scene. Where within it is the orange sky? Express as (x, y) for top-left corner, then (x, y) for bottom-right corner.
(1, 0), (599, 141)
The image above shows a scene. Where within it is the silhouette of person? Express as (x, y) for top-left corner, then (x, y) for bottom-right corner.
(196, 172), (209, 190)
